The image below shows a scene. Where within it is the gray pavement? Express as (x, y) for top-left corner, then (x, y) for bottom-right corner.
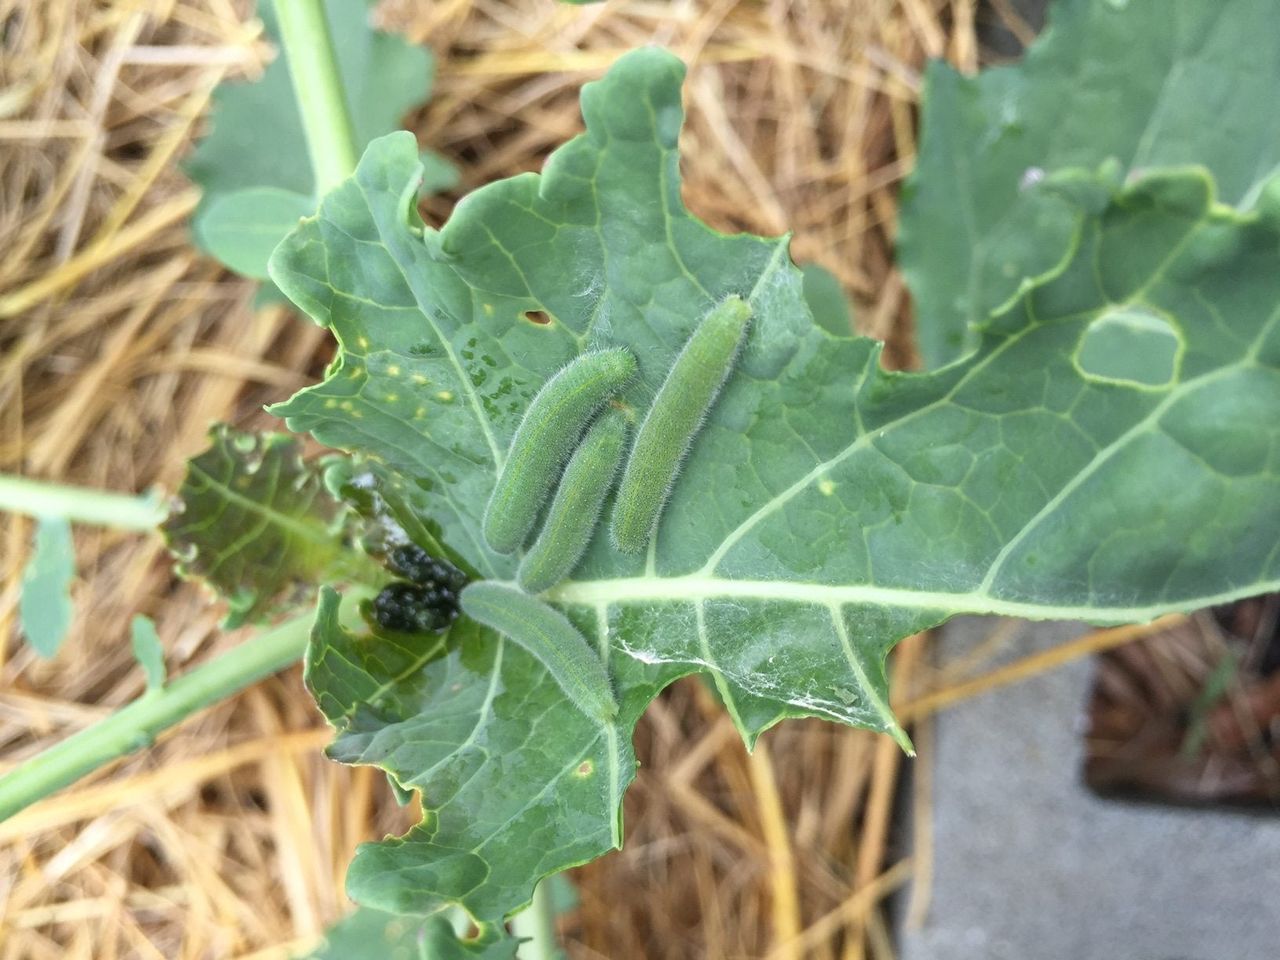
(898, 617), (1280, 960)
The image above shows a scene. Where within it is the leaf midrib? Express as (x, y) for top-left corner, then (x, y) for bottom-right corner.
(188, 459), (330, 546)
(553, 574), (1279, 625)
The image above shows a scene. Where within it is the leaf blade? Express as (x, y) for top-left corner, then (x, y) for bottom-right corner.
(186, 0), (437, 283)
(305, 587), (642, 920)
(19, 517), (75, 659)
(273, 49), (1280, 923)
(899, 0), (1280, 367)
(130, 615), (166, 691)
(163, 425), (356, 627)
(193, 187), (315, 280)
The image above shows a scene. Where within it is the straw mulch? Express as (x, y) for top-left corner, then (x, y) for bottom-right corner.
(0, 1), (1056, 957)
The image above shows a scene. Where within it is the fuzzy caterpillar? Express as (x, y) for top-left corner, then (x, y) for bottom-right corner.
(517, 408), (629, 594)
(459, 581), (618, 722)
(483, 347), (637, 555)
(611, 295), (752, 554)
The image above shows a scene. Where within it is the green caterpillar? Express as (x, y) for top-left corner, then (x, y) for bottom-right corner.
(611, 295), (752, 553)
(483, 347), (637, 555)
(517, 408), (629, 594)
(459, 581), (618, 722)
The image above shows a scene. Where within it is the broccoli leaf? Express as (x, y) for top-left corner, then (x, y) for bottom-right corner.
(130, 615), (166, 691)
(800, 263), (854, 336)
(186, 0), (447, 287)
(297, 904), (517, 960)
(19, 517), (75, 658)
(194, 187), (315, 281)
(271, 50), (1280, 922)
(163, 425), (358, 627)
(899, 0), (1280, 367)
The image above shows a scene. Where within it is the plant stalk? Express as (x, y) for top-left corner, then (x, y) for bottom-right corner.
(274, 0), (359, 194)
(0, 590), (368, 822)
(0, 474), (167, 530)
(511, 880), (561, 960)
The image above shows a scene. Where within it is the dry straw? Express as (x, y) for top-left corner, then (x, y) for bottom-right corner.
(0, 1), (1119, 957)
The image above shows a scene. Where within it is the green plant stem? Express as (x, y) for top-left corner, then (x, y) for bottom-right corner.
(0, 590), (369, 822)
(274, 0), (359, 194)
(0, 474), (167, 530)
(511, 880), (560, 960)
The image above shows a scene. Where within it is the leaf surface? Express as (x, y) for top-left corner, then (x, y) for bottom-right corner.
(186, 0), (443, 285)
(195, 187), (315, 280)
(306, 588), (647, 921)
(130, 615), (166, 691)
(271, 50), (1280, 921)
(297, 903), (518, 959)
(163, 425), (355, 627)
(800, 263), (853, 336)
(19, 517), (75, 658)
(899, 0), (1280, 367)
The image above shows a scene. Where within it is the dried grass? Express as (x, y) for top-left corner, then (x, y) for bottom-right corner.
(0, 0), (1042, 956)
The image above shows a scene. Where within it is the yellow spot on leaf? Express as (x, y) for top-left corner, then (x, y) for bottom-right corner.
(818, 478), (836, 496)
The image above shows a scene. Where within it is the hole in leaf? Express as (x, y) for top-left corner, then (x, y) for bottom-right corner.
(523, 310), (551, 326)
(1074, 306), (1181, 388)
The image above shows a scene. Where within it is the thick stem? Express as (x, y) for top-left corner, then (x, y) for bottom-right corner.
(511, 880), (561, 960)
(0, 590), (368, 822)
(274, 0), (359, 194)
(0, 474), (167, 530)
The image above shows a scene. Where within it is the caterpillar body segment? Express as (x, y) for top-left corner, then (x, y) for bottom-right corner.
(459, 581), (618, 722)
(482, 348), (637, 554)
(611, 295), (753, 554)
(517, 409), (629, 594)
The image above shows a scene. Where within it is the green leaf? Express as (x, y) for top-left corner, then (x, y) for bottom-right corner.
(800, 263), (853, 336)
(272, 50), (1280, 921)
(186, 0), (436, 283)
(19, 517), (75, 658)
(163, 425), (355, 628)
(298, 905), (425, 960)
(193, 187), (315, 281)
(420, 149), (461, 195)
(130, 615), (166, 691)
(545, 873), (578, 915)
(900, 0), (1280, 367)
(297, 904), (517, 960)
(385, 773), (415, 807)
(305, 587), (646, 921)
(419, 920), (519, 960)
